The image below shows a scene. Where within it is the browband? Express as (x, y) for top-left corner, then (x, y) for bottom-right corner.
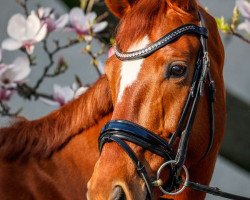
(114, 24), (208, 61)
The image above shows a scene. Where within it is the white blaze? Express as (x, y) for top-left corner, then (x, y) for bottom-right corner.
(117, 36), (149, 102)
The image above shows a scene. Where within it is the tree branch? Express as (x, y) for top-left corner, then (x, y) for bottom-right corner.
(33, 38), (80, 91)
(230, 28), (250, 45)
(0, 101), (21, 117)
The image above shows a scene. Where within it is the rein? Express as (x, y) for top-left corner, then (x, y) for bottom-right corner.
(98, 13), (250, 200)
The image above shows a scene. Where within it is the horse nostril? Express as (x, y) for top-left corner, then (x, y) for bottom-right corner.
(111, 186), (126, 200)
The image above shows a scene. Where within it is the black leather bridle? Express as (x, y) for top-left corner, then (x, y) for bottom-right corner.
(98, 13), (250, 200)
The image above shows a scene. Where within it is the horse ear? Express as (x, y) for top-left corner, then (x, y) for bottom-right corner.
(166, 0), (197, 13)
(105, 0), (135, 18)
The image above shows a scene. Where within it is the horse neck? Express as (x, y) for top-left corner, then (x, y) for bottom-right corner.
(0, 75), (113, 162)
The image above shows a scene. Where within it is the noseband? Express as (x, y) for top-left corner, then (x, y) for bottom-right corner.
(98, 13), (250, 200)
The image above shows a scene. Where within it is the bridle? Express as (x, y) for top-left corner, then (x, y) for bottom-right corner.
(98, 13), (250, 200)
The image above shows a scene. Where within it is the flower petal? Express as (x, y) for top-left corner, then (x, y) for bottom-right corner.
(0, 64), (7, 76)
(25, 45), (35, 55)
(69, 7), (85, 27)
(7, 14), (26, 41)
(84, 12), (96, 30)
(37, 7), (45, 18)
(93, 21), (108, 33)
(34, 23), (47, 42)
(74, 86), (88, 99)
(71, 82), (78, 91)
(7, 56), (31, 82)
(236, 0), (250, 19)
(53, 84), (74, 105)
(1, 38), (22, 51)
(0, 88), (13, 101)
(108, 47), (115, 58)
(62, 87), (74, 102)
(86, 12), (97, 24)
(25, 13), (42, 40)
(38, 7), (53, 18)
(55, 14), (69, 29)
(44, 18), (56, 32)
(238, 19), (250, 33)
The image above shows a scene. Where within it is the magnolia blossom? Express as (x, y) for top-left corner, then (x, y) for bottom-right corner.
(68, 7), (108, 37)
(236, 0), (250, 33)
(35, 7), (69, 32)
(74, 85), (88, 99)
(0, 49), (12, 101)
(1, 13), (47, 54)
(0, 56), (31, 88)
(0, 56), (30, 101)
(40, 83), (88, 106)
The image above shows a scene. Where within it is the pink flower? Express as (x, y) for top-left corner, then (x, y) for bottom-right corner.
(40, 84), (74, 106)
(1, 13), (47, 54)
(35, 7), (69, 32)
(108, 47), (115, 58)
(40, 83), (88, 106)
(236, 0), (250, 33)
(237, 0), (250, 19)
(68, 7), (108, 37)
(0, 56), (31, 88)
(74, 86), (88, 99)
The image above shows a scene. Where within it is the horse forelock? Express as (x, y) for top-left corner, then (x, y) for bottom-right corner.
(0, 76), (112, 162)
(116, 0), (166, 51)
(115, 0), (202, 51)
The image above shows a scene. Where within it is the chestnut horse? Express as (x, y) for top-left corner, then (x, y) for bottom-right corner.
(87, 0), (225, 200)
(0, 0), (225, 200)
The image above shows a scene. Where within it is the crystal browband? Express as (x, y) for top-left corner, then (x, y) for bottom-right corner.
(114, 24), (208, 61)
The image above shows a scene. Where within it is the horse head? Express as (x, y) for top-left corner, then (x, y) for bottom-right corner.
(87, 0), (226, 199)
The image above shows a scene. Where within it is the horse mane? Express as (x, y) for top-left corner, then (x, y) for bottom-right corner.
(0, 75), (113, 162)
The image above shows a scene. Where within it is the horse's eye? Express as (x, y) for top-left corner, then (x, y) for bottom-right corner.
(169, 65), (186, 78)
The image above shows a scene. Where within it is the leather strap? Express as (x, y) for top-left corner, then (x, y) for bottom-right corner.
(186, 181), (250, 200)
(114, 24), (208, 61)
(99, 120), (173, 159)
